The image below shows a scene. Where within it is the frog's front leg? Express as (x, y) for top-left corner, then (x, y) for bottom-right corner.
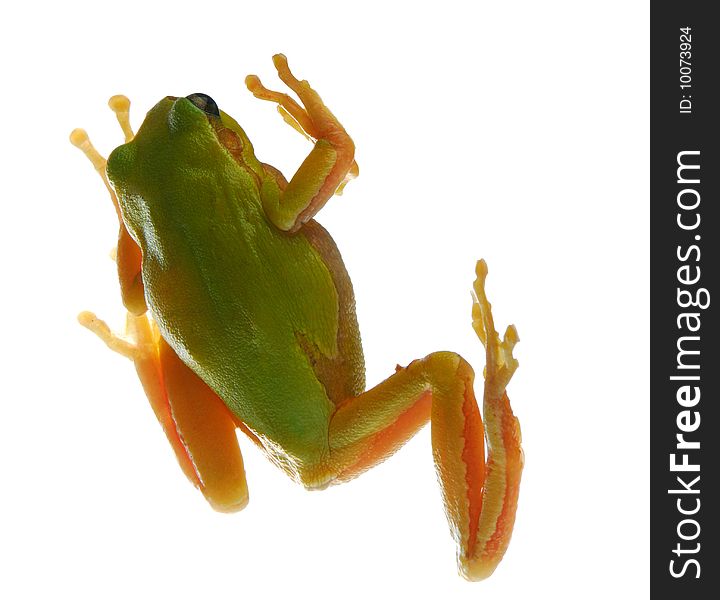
(326, 261), (522, 581)
(246, 54), (359, 232)
(70, 115), (145, 316)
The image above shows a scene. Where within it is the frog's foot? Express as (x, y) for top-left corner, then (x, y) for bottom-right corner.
(472, 259), (520, 400)
(79, 311), (249, 512)
(70, 99), (145, 314)
(245, 54), (359, 231)
(69, 128), (118, 214)
(70, 96), (134, 212)
(325, 261), (522, 580)
(108, 95), (135, 143)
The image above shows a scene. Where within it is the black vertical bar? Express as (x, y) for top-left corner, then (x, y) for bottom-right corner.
(651, 2), (719, 598)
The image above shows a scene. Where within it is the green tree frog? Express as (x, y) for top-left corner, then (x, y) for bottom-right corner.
(70, 55), (523, 581)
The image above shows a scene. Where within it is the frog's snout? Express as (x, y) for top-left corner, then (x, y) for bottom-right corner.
(186, 93), (220, 118)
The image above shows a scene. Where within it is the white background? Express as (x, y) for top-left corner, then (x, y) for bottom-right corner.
(1, 1), (648, 598)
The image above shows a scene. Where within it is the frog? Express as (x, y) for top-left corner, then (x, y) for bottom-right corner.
(70, 54), (523, 581)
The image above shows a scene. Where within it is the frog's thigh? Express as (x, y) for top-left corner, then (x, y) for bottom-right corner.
(156, 336), (249, 512)
(327, 351), (521, 581)
(88, 313), (249, 512)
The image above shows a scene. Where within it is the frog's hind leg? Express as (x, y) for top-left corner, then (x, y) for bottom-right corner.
(79, 311), (250, 512)
(325, 261), (522, 581)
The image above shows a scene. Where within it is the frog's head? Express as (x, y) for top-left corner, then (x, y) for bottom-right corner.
(106, 94), (265, 250)
(107, 94), (262, 198)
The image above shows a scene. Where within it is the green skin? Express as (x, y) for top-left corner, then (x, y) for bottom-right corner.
(90, 77), (522, 580)
(108, 97), (361, 469)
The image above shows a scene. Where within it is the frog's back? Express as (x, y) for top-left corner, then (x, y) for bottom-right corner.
(109, 114), (344, 465)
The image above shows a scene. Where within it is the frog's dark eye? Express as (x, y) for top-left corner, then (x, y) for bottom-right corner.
(186, 93), (220, 117)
